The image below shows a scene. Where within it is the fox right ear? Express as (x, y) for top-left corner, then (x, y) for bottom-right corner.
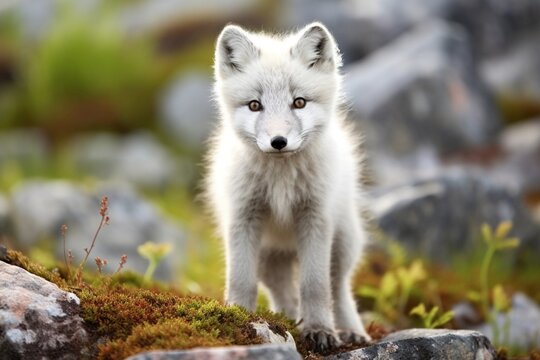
(215, 25), (258, 79)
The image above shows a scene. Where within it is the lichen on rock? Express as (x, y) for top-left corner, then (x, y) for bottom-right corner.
(0, 261), (90, 359)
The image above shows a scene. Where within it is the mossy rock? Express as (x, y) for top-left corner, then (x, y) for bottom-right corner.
(1, 247), (297, 359)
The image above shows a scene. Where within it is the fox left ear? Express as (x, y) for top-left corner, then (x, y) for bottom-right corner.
(293, 22), (341, 71)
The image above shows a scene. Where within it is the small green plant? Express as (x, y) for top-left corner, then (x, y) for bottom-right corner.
(410, 303), (453, 329)
(492, 284), (512, 346)
(359, 260), (426, 323)
(477, 221), (520, 346)
(138, 241), (172, 284)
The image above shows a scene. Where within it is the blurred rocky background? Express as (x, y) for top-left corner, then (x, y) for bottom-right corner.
(0, 0), (539, 355)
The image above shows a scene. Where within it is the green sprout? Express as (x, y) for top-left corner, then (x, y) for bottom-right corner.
(410, 303), (454, 329)
(359, 260), (426, 323)
(479, 221), (520, 345)
(138, 242), (172, 284)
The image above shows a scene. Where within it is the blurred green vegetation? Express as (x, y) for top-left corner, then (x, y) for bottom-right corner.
(0, 1), (216, 140)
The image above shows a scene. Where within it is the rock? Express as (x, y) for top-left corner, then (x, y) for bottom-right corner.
(126, 344), (301, 360)
(327, 329), (497, 360)
(452, 302), (481, 329)
(0, 129), (49, 171)
(283, 0), (540, 63)
(66, 132), (189, 189)
(120, 0), (256, 34)
(499, 118), (540, 155)
(158, 72), (216, 150)
(369, 172), (539, 261)
(481, 31), (540, 102)
(344, 20), (499, 173)
(251, 321), (296, 347)
(283, 0), (450, 63)
(491, 118), (540, 193)
(476, 292), (540, 349)
(9, 180), (185, 281)
(0, 261), (90, 359)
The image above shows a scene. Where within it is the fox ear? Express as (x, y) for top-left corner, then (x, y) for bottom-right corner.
(215, 25), (259, 78)
(293, 22), (340, 71)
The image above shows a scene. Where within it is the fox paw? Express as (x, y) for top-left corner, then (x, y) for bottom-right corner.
(302, 328), (342, 353)
(338, 330), (371, 345)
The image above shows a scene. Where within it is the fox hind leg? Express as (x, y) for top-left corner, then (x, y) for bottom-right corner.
(259, 250), (299, 320)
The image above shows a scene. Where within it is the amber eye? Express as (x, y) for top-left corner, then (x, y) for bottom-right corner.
(248, 100), (262, 112)
(293, 97), (306, 109)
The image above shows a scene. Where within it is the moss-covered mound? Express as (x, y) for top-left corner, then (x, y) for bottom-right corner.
(2, 248), (296, 359)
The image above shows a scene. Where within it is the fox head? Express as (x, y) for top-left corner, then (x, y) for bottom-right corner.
(213, 22), (342, 154)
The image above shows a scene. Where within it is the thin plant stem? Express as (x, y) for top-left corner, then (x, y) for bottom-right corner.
(143, 260), (157, 284)
(480, 244), (498, 343)
(80, 217), (105, 271)
(61, 225), (71, 280)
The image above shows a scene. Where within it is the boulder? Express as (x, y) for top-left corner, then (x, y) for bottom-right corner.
(344, 20), (499, 184)
(66, 132), (189, 189)
(328, 329), (497, 360)
(282, 0), (450, 63)
(476, 292), (540, 349)
(9, 180), (185, 281)
(369, 172), (539, 261)
(158, 72), (216, 151)
(126, 344), (301, 360)
(283, 0), (540, 63)
(0, 261), (90, 359)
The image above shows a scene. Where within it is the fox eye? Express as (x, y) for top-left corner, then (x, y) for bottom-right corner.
(293, 97), (306, 109)
(248, 100), (262, 112)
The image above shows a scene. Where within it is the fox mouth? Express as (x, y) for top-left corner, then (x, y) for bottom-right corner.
(264, 150), (298, 157)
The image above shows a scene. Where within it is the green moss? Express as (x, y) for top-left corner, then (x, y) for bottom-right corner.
(79, 283), (296, 359)
(98, 319), (223, 360)
(4, 249), (67, 289)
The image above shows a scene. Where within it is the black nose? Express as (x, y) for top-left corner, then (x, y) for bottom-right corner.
(270, 136), (287, 150)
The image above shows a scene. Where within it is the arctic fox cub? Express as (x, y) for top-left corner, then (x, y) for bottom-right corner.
(206, 22), (370, 351)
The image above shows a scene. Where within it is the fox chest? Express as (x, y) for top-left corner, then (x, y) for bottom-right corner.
(257, 164), (315, 224)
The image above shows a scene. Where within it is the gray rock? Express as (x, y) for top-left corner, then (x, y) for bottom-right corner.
(369, 172), (539, 261)
(126, 344), (301, 360)
(344, 20), (499, 164)
(0, 129), (49, 171)
(283, 0), (450, 63)
(491, 118), (540, 193)
(284, 0), (540, 63)
(0, 261), (90, 359)
(120, 0), (256, 34)
(476, 292), (540, 349)
(0, 0), (102, 41)
(66, 132), (189, 189)
(9, 180), (185, 281)
(452, 302), (481, 329)
(158, 72), (216, 150)
(481, 31), (540, 101)
(499, 118), (540, 155)
(327, 329), (497, 360)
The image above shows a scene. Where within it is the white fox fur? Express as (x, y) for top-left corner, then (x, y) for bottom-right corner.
(206, 22), (370, 351)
